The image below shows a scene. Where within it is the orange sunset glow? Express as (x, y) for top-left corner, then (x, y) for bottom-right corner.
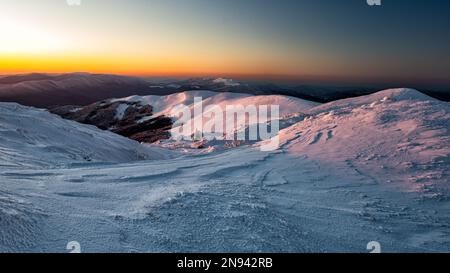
(0, 0), (449, 85)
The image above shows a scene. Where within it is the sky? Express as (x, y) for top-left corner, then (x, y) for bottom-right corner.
(0, 0), (449, 85)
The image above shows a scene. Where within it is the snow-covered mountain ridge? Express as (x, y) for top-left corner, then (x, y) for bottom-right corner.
(50, 91), (319, 147)
(269, 89), (449, 194)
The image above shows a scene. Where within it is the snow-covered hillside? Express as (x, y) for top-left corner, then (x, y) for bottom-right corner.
(0, 89), (449, 253)
(265, 88), (450, 194)
(52, 90), (318, 146)
(114, 90), (319, 118)
(111, 90), (319, 149)
(0, 102), (168, 168)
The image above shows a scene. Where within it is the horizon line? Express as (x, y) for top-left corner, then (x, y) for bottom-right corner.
(1, 70), (450, 88)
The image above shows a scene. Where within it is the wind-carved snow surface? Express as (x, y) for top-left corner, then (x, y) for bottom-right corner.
(270, 88), (450, 194)
(0, 88), (449, 253)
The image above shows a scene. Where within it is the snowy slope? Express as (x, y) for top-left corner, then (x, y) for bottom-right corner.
(0, 102), (168, 168)
(262, 88), (450, 194)
(113, 90), (319, 149)
(114, 90), (319, 119)
(0, 89), (449, 253)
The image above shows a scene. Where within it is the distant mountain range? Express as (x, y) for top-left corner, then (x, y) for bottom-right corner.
(0, 73), (160, 108)
(0, 73), (449, 108)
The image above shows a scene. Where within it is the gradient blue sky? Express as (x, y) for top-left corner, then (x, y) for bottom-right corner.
(1, 0), (449, 85)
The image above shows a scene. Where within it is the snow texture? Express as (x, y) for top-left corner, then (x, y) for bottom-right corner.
(0, 88), (449, 253)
